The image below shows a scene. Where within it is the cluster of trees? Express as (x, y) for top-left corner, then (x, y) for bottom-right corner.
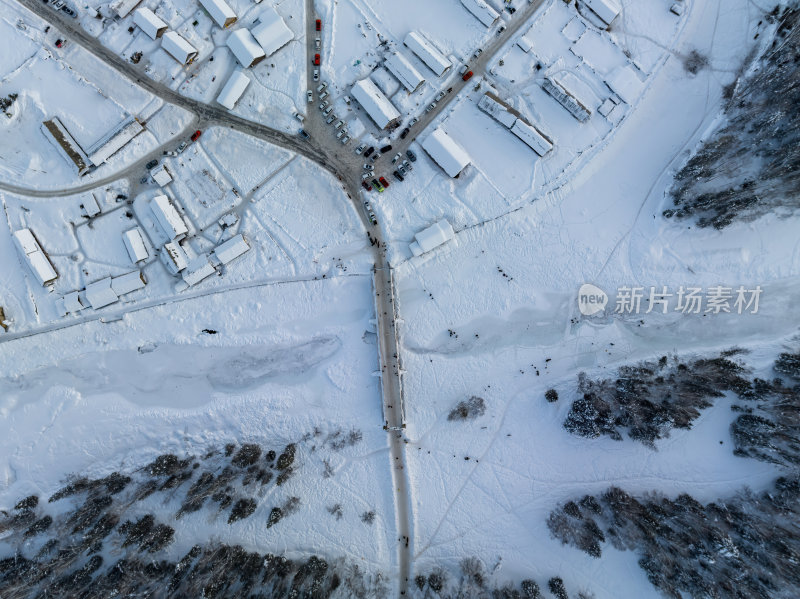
(563, 352), (750, 446)
(731, 351), (800, 467)
(0, 441), (328, 598)
(410, 558), (593, 599)
(665, 4), (800, 229)
(548, 476), (800, 598)
(447, 397), (487, 422)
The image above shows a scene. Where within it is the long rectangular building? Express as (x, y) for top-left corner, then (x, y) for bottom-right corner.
(542, 78), (592, 122)
(403, 32), (451, 76)
(460, 0), (500, 27)
(110, 0), (142, 18)
(41, 117), (91, 176)
(584, 0), (621, 28)
(510, 120), (552, 156)
(351, 77), (401, 129)
(86, 117), (145, 166)
(217, 69), (250, 110)
(251, 8), (293, 56)
(227, 29), (265, 67)
(134, 8), (167, 39)
(13, 229), (58, 286)
(385, 52), (425, 93)
(199, 0), (237, 28)
(422, 128), (471, 177)
(162, 31), (198, 64)
(151, 195), (188, 241)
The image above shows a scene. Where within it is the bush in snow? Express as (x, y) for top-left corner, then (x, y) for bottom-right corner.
(447, 396), (486, 421)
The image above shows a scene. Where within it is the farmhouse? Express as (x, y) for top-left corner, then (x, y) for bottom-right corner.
(351, 77), (401, 130)
(421, 129), (471, 177)
(403, 32), (451, 76)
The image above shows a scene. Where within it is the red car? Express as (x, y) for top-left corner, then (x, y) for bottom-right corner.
(379, 176), (389, 188)
(362, 181), (372, 191)
(313, 53), (320, 66)
(315, 19), (321, 31)
(462, 70), (474, 81)
(191, 130), (202, 142)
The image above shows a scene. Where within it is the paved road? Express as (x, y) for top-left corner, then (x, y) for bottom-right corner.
(10, 0), (546, 596)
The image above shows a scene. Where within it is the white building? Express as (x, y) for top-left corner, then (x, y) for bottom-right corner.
(227, 29), (265, 68)
(212, 233), (250, 265)
(151, 164), (173, 187)
(111, 270), (147, 296)
(83, 193), (102, 218)
(182, 256), (217, 286)
(385, 52), (425, 93)
(460, 0), (499, 27)
(583, 0), (621, 28)
(86, 117), (145, 166)
(13, 229), (58, 286)
(151, 195), (188, 241)
(199, 0), (237, 28)
(61, 291), (85, 314)
(510, 120), (552, 156)
(351, 77), (401, 130)
(162, 31), (198, 64)
(216, 69), (250, 110)
(477, 92), (518, 127)
(251, 8), (294, 56)
(85, 277), (118, 309)
(110, 0), (142, 18)
(133, 7), (167, 39)
(422, 128), (471, 177)
(516, 35), (533, 53)
(409, 219), (455, 257)
(161, 241), (189, 274)
(123, 228), (149, 264)
(403, 32), (451, 76)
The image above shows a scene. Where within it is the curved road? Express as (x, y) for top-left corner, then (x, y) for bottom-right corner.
(9, 0), (546, 595)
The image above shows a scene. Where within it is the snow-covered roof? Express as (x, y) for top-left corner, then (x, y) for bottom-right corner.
(62, 291), (85, 314)
(403, 32), (451, 77)
(583, 0), (621, 26)
(460, 0), (499, 27)
(161, 241), (189, 274)
(199, 0), (237, 28)
(87, 117), (145, 166)
(385, 52), (425, 93)
(151, 164), (173, 187)
(251, 7), (294, 57)
(85, 277), (119, 309)
(162, 32), (198, 64)
(511, 120), (553, 157)
(13, 229), (58, 286)
(605, 65), (643, 104)
(133, 7), (167, 40)
(182, 256), (217, 286)
(216, 69), (251, 110)
(227, 29), (265, 68)
(351, 78), (401, 130)
(83, 193), (101, 217)
(41, 118), (90, 175)
(421, 128), (471, 177)
(478, 93), (518, 128)
(110, 0), (142, 18)
(111, 271), (147, 296)
(409, 219), (455, 257)
(123, 228), (149, 263)
(151, 195), (188, 241)
(516, 36), (533, 53)
(213, 233), (250, 265)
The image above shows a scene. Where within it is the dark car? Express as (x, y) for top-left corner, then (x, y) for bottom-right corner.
(379, 176), (390, 188)
(400, 127), (410, 139)
(315, 19), (321, 31)
(506, 6), (516, 14)
(146, 159), (158, 169)
(392, 170), (404, 182)
(406, 149), (417, 162)
(191, 130), (202, 141)
(61, 5), (77, 17)
(380, 145), (392, 153)
(363, 146), (375, 157)
(362, 180), (372, 191)
(299, 129), (310, 139)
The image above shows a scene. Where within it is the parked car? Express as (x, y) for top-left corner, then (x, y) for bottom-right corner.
(55, 38), (64, 48)
(326, 114), (336, 124)
(398, 164), (406, 176)
(472, 48), (483, 60)
(363, 163), (374, 170)
(379, 176), (390, 188)
(391, 153), (401, 163)
(319, 91), (328, 100)
(191, 130), (202, 141)
(323, 106), (333, 116)
(294, 112), (304, 121)
(362, 180), (372, 191)
(176, 141), (188, 153)
(462, 70), (474, 81)
(406, 149), (417, 162)
(51, 0), (65, 8)
(371, 179), (384, 192)
(313, 53), (320, 66)
(61, 5), (77, 17)
(380, 145), (392, 153)
(425, 102), (436, 112)
(400, 127), (410, 139)
(146, 159), (158, 169)
(393, 170), (404, 182)
(334, 120), (344, 129)
(317, 82), (327, 92)
(355, 143), (367, 155)
(315, 37), (321, 49)
(336, 129), (345, 138)
(402, 159), (412, 170)
(496, 25), (506, 35)
(343, 95), (351, 104)
(315, 19), (321, 31)
(306, 90), (313, 102)
(459, 64), (470, 75)
(364, 146), (375, 157)
(319, 100), (329, 110)
(435, 91), (446, 101)
(341, 135), (350, 144)
(408, 117), (418, 126)
(362, 172), (373, 180)
(299, 129), (309, 139)
(313, 69), (319, 81)
(506, 6), (516, 14)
